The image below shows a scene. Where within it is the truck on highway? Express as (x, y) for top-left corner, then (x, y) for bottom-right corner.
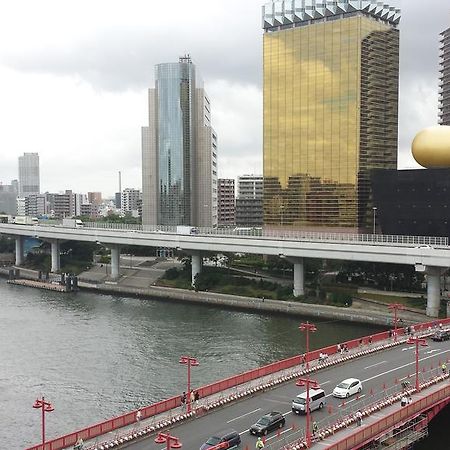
(62, 218), (84, 228)
(176, 225), (199, 235)
(13, 216), (39, 225)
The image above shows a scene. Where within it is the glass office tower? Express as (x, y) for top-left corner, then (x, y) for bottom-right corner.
(142, 56), (218, 227)
(262, 0), (400, 232)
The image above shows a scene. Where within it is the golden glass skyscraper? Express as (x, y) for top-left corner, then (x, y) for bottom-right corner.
(263, 0), (400, 232)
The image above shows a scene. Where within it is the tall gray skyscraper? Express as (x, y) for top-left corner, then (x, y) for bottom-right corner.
(18, 152), (40, 197)
(439, 26), (450, 125)
(142, 56), (218, 227)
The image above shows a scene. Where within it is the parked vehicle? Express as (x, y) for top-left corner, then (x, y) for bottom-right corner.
(250, 411), (285, 436)
(176, 225), (198, 235)
(62, 218), (84, 228)
(13, 216), (38, 225)
(431, 330), (450, 341)
(332, 378), (362, 398)
(292, 388), (326, 414)
(0, 214), (13, 223)
(200, 429), (241, 450)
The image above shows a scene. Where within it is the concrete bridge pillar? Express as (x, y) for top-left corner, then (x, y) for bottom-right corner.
(191, 252), (202, 287)
(426, 266), (441, 318)
(292, 257), (305, 297)
(110, 245), (121, 280)
(50, 239), (61, 273)
(15, 236), (24, 266)
(286, 256), (304, 297)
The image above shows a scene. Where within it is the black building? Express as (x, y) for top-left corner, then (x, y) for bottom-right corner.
(371, 168), (450, 238)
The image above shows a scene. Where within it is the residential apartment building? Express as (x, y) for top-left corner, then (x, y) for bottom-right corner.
(121, 188), (141, 216)
(235, 175), (263, 227)
(262, 0), (400, 232)
(142, 55), (218, 227)
(218, 179), (235, 227)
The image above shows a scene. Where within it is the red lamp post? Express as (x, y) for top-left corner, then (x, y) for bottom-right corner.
(406, 336), (428, 391)
(179, 355), (199, 413)
(296, 377), (320, 448)
(388, 303), (405, 341)
(299, 321), (317, 370)
(155, 432), (182, 449)
(32, 396), (54, 449)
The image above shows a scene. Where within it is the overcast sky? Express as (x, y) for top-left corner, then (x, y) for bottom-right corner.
(0, 0), (448, 196)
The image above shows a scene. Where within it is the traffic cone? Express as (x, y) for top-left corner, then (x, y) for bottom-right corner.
(382, 382), (386, 390)
(292, 422), (296, 431)
(369, 388), (373, 396)
(262, 436), (266, 445)
(277, 428), (281, 437)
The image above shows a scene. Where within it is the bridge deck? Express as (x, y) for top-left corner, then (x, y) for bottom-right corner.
(42, 325), (449, 450)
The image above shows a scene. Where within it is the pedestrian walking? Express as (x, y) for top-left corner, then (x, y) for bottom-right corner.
(312, 421), (319, 435)
(355, 410), (363, 426)
(442, 363), (447, 374)
(194, 390), (200, 406)
(401, 395), (408, 407)
(180, 391), (186, 412)
(256, 436), (265, 449)
(135, 409), (142, 422)
(190, 390), (195, 408)
(74, 438), (84, 450)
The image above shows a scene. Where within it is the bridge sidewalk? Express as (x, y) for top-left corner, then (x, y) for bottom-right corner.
(310, 380), (447, 449)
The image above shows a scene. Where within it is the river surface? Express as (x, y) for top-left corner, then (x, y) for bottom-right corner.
(0, 280), (442, 449)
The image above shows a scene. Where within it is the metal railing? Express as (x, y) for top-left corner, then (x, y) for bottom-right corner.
(79, 222), (449, 247)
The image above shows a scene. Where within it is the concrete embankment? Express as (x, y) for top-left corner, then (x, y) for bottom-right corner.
(77, 281), (426, 326)
(0, 265), (427, 326)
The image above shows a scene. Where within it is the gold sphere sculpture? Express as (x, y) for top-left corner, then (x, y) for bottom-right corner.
(412, 125), (450, 168)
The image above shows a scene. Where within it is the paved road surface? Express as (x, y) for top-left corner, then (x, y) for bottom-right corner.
(124, 337), (449, 450)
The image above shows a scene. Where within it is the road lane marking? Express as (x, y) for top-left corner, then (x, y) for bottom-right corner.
(321, 380), (331, 385)
(227, 408), (261, 423)
(363, 348), (450, 384)
(402, 346), (415, 351)
(364, 361), (387, 370)
(425, 349), (440, 354)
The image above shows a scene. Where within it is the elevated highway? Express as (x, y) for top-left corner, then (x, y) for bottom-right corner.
(0, 222), (449, 316)
(25, 319), (450, 450)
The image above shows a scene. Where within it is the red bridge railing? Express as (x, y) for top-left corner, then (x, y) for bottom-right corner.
(25, 318), (450, 450)
(327, 384), (450, 450)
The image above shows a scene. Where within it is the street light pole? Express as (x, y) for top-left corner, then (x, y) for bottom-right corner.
(372, 207), (377, 235)
(296, 377), (320, 448)
(33, 396), (54, 449)
(299, 321), (317, 370)
(406, 336), (428, 391)
(179, 355), (199, 413)
(388, 303), (405, 341)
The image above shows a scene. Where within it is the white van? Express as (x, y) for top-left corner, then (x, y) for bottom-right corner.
(292, 388), (326, 414)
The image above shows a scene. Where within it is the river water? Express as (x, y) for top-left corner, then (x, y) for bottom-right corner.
(0, 280), (441, 449)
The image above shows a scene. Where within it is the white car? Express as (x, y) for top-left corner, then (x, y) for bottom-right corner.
(332, 378), (362, 398)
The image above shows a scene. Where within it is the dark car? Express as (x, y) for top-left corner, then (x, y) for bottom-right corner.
(249, 411), (286, 436)
(431, 330), (450, 341)
(200, 429), (241, 450)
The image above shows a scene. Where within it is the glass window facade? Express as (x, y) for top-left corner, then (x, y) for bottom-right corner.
(156, 62), (195, 225)
(263, 14), (399, 231)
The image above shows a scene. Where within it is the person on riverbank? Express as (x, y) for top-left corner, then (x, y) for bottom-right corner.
(74, 438), (84, 450)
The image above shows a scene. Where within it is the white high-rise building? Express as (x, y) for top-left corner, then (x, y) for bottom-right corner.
(121, 188), (141, 216)
(18, 153), (40, 197)
(439, 26), (450, 125)
(142, 55), (218, 227)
